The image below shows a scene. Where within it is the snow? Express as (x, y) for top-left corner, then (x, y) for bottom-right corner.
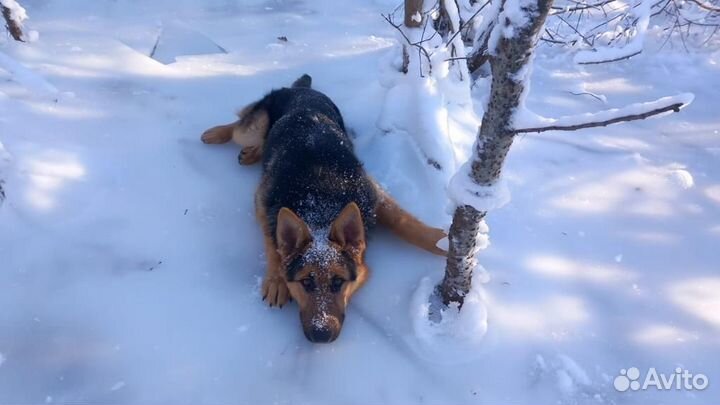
(0, 0), (27, 26)
(149, 21), (227, 65)
(669, 165), (695, 189)
(487, 0), (537, 54)
(448, 160), (512, 211)
(573, 0), (652, 64)
(409, 269), (489, 364)
(1, 1), (719, 404)
(110, 381), (126, 392)
(0, 50), (58, 94)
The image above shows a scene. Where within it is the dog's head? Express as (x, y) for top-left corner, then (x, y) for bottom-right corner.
(276, 202), (369, 343)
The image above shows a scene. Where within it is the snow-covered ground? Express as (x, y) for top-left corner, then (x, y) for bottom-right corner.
(1, 0), (719, 404)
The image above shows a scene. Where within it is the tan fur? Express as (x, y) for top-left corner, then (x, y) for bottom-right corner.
(232, 105), (269, 165)
(201, 121), (236, 144)
(287, 259), (368, 326)
(274, 202), (370, 341)
(200, 101), (269, 166)
(373, 181), (447, 256)
(276, 207), (312, 259)
(329, 202), (366, 253)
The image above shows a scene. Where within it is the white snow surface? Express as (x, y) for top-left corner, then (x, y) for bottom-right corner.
(1, 1), (720, 404)
(0, 50), (58, 94)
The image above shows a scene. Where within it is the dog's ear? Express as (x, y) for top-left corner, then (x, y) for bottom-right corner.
(330, 202), (365, 253)
(276, 207), (312, 259)
(292, 74), (312, 88)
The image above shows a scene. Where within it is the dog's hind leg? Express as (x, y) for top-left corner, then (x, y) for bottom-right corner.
(238, 145), (262, 165)
(233, 103), (269, 166)
(200, 102), (269, 167)
(373, 182), (447, 256)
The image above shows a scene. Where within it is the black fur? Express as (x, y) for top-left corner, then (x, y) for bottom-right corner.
(291, 74), (312, 89)
(256, 76), (378, 244)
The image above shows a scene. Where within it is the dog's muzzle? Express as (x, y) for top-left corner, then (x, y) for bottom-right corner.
(303, 314), (343, 343)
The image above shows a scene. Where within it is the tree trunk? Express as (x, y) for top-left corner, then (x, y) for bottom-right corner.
(404, 0), (424, 27)
(401, 0), (424, 73)
(440, 0), (554, 306)
(2, 4), (24, 42)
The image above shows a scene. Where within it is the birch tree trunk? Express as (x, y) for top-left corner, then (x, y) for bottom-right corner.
(440, 0), (554, 306)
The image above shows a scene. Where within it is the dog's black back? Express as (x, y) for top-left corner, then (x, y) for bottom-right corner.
(257, 79), (377, 241)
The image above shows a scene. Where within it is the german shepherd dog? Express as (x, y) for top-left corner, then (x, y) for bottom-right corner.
(201, 74), (446, 343)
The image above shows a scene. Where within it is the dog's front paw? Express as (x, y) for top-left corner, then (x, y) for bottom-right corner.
(262, 275), (289, 308)
(238, 146), (261, 165)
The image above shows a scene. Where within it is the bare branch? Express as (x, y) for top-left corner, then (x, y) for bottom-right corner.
(556, 14), (595, 46)
(446, 0), (492, 46)
(687, 0), (720, 12)
(382, 12), (434, 74)
(515, 99), (688, 134)
(576, 49), (641, 64)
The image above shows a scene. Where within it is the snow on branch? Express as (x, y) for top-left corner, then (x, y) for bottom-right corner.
(1, 0), (27, 41)
(514, 93), (694, 134)
(550, 0), (617, 15)
(572, 0), (650, 64)
(687, 0), (720, 13)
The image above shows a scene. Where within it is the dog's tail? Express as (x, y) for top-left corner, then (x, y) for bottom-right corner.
(292, 74), (312, 89)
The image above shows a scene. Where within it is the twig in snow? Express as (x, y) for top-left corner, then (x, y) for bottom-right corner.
(566, 90), (606, 102)
(147, 261), (163, 272)
(149, 27), (163, 59)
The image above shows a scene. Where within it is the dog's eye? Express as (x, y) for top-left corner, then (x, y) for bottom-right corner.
(331, 276), (344, 293)
(301, 278), (315, 292)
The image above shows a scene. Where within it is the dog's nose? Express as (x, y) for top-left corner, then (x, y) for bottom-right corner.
(307, 327), (335, 343)
(302, 313), (343, 343)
